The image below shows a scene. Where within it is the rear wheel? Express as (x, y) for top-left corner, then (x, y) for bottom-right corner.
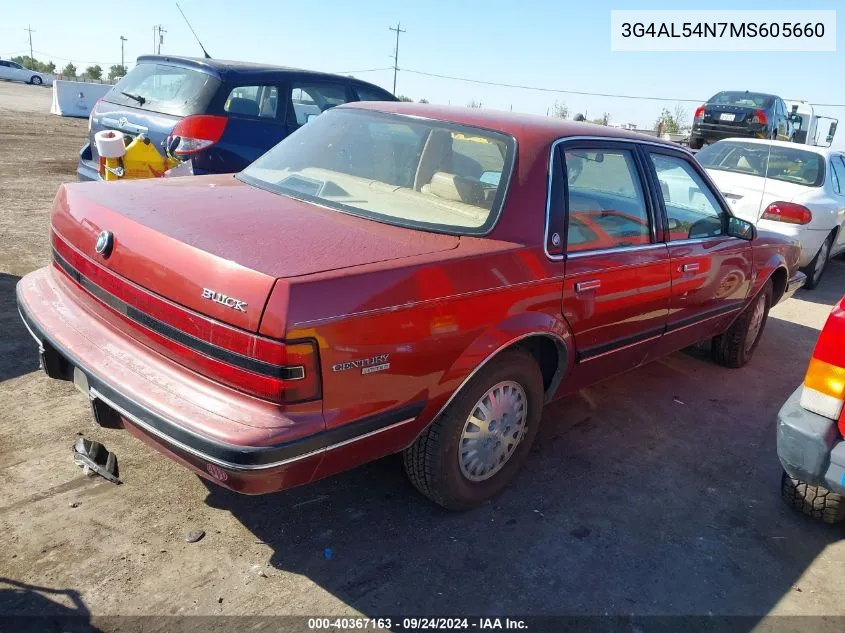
(802, 232), (833, 290)
(712, 281), (772, 368)
(781, 471), (845, 524)
(30, 75), (42, 85)
(403, 348), (544, 510)
(689, 138), (704, 150)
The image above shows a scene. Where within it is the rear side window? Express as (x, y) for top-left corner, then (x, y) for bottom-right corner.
(290, 84), (350, 126)
(830, 157), (845, 194)
(354, 85), (394, 101)
(564, 149), (650, 253)
(105, 63), (221, 116)
(224, 85), (278, 118)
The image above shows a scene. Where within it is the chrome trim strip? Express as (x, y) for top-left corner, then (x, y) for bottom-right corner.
(577, 332), (663, 363)
(90, 385), (417, 472)
(18, 308), (44, 352)
(543, 135), (693, 262)
(566, 244), (667, 259)
(667, 307), (742, 333)
(424, 330), (568, 430)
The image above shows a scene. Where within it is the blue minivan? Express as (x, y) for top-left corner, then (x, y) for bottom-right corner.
(78, 55), (397, 180)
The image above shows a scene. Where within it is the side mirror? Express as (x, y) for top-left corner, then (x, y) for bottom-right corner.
(827, 121), (838, 143)
(727, 216), (755, 241)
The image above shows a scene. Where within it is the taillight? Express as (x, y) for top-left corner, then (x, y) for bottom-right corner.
(752, 110), (768, 124)
(171, 115), (228, 155)
(694, 105), (705, 120)
(761, 202), (812, 225)
(800, 300), (845, 423)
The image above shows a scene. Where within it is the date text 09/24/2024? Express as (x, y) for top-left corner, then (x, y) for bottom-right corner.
(307, 618), (528, 630)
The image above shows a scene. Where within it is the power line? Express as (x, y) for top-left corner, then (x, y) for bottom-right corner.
(388, 22), (406, 95)
(333, 67), (393, 75)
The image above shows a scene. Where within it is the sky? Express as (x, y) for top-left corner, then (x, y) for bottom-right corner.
(2, 0), (844, 145)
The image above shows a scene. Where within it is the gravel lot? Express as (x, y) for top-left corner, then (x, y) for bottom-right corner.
(2, 80), (845, 630)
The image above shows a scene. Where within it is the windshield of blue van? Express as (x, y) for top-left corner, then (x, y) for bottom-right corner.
(697, 141), (824, 187)
(239, 109), (516, 235)
(105, 63), (221, 116)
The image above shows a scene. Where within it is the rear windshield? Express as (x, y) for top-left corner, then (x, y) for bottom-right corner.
(104, 63), (220, 116)
(239, 109), (516, 235)
(707, 91), (774, 109)
(696, 141), (824, 187)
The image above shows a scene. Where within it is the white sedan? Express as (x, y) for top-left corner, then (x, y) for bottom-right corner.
(0, 59), (50, 86)
(696, 138), (845, 289)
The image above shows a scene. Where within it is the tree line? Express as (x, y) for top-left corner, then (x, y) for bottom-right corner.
(10, 56), (127, 81)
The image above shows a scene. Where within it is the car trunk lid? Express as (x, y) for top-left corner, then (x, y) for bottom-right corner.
(50, 175), (459, 332)
(706, 169), (804, 223)
(703, 104), (759, 127)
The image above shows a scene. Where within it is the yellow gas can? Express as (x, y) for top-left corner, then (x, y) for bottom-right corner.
(121, 135), (180, 179)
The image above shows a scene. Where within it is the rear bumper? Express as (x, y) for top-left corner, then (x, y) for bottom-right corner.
(17, 266), (422, 494)
(77, 143), (99, 182)
(777, 385), (845, 494)
(784, 270), (807, 302)
(691, 122), (767, 142)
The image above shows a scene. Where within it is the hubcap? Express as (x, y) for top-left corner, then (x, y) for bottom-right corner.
(458, 381), (527, 482)
(745, 293), (766, 354)
(814, 239), (830, 283)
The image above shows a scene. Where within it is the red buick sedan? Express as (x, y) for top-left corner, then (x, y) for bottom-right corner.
(17, 103), (805, 509)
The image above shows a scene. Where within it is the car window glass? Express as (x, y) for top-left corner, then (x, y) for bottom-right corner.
(696, 141), (824, 187)
(0, 62), (8, 67)
(290, 84), (349, 126)
(564, 149), (650, 253)
(650, 154), (724, 240)
(355, 85), (392, 101)
(224, 85), (277, 118)
(830, 157), (845, 194)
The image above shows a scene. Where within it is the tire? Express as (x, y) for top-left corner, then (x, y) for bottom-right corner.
(403, 348), (544, 510)
(689, 138), (704, 150)
(711, 281), (772, 368)
(30, 75), (42, 86)
(781, 471), (845, 525)
(801, 232), (834, 290)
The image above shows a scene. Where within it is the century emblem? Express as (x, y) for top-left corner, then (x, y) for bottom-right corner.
(332, 354), (390, 375)
(201, 288), (248, 312)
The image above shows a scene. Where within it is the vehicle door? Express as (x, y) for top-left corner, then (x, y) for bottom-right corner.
(554, 140), (671, 390)
(9, 62), (28, 82)
(218, 83), (285, 169)
(643, 147), (753, 354)
(776, 99), (790, 140)
(284, 81), (354, 136)
(829, 155), (845, 254)
(0, 61), (11, 80)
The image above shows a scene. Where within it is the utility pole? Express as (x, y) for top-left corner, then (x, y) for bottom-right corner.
(24, 25), (35, 68)
(153, 25), (166, 54)
(388, 22), (405, 95)
(120, 36), (127, 72)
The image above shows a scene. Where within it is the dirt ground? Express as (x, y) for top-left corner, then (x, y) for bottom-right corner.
(3, 80), (845, 629)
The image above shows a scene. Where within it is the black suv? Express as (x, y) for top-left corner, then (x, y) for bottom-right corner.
(78, 56), (397, 181)
(689, 91), (792, 150)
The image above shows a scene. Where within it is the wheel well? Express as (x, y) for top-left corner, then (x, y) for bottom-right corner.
(513, 335), (564, 396)
(770, 267), (788, 304)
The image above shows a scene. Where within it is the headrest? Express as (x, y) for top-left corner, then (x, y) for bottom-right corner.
(429, 172), (483, 205)
(227, 97), (260, 117)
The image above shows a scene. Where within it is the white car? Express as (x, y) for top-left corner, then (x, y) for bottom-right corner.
(696, 138), (845, 289)
(0, 59), (49, 86)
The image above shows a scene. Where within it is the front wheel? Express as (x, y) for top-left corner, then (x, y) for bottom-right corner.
(781, 471), (845, 524)
(30, 75), (42, 85)
(403, 348), (544, 510)
(712, 281), (772, 368)
(802, 233), (833, 290)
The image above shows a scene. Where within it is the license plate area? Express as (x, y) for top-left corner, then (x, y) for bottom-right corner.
(720, 113), (736, 122)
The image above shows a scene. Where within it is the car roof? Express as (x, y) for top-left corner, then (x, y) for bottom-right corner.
(342, 101), (685, 150)
(706, 137), (836, 156)
(134, 55), (387, 87)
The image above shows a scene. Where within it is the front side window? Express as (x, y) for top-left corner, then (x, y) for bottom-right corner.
(564, 149), (650, 252)
(241, 109), (515, 234)
(224, 85), (278, 118)
(650, 154), (724, 240)
(290, 84), (350, 126)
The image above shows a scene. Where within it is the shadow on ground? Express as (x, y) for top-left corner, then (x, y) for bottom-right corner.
(794, 258), (845, 306)
(202, 314), (841, 623)
(0, 273), (39, 382)
(0, 577), (99, 632)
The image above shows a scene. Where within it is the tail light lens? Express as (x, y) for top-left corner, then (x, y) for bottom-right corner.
(752, 110), (768, 124)
(761, 202), (812, 225)
(694, 105), (705, 120)
(171, 115), (228, 155)
(800, 300), (845, 423)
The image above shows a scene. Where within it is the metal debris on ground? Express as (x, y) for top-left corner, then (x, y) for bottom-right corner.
(72, 437), (121, 484)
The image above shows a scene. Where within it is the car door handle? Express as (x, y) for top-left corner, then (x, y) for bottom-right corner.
(680, 263), (700, 273)
(575, 279), (601, 292)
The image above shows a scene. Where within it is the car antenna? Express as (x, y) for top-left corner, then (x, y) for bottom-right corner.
(756, 139), (775, 222)
(175, 1), (211, 59)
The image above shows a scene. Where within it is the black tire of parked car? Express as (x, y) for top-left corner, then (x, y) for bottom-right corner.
(801, 232), (834, 290)
(781, 471), (845, 525)
(711, 280), (772, 368)
(403, 348), (544, 510)
(689, 137), (704, 150)
(30, 76), (42, 86)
